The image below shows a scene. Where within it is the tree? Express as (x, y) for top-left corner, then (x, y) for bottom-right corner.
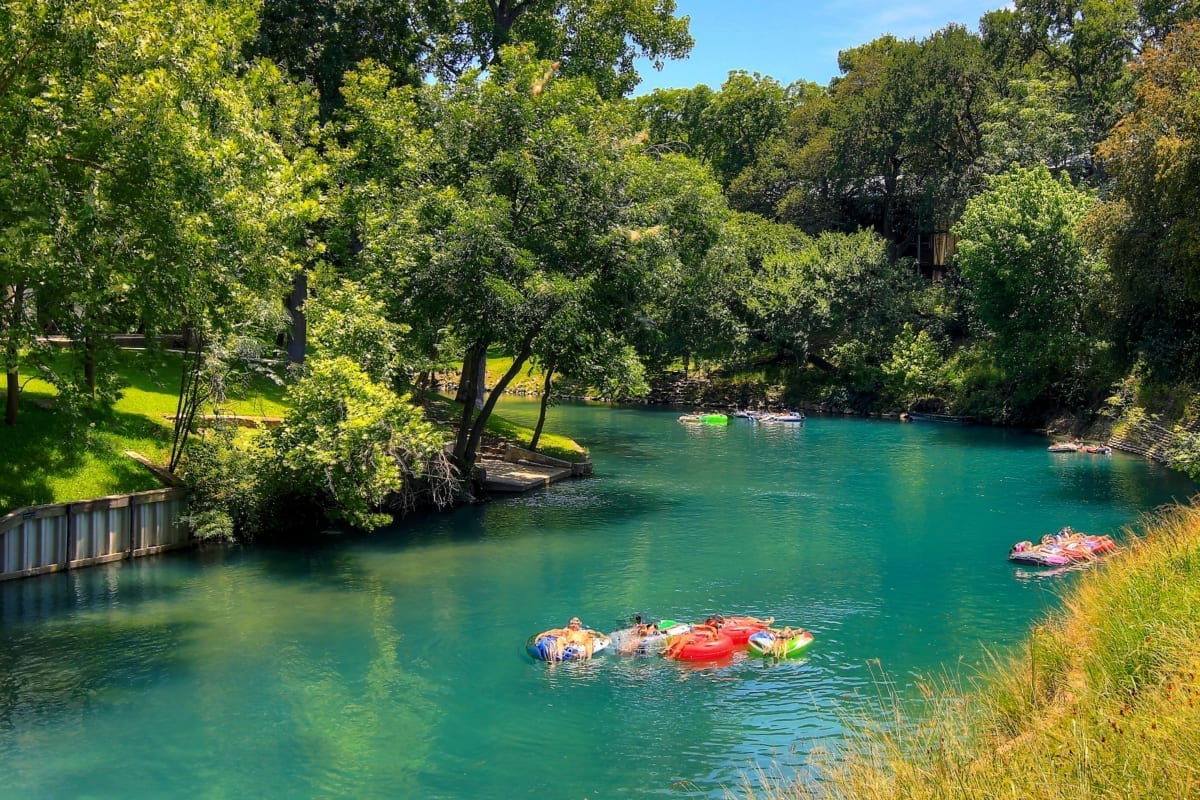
(1094, 21), (1200, 380)
(254, 0), (693, 109)
(429, 0), (693, 98)
(635, 84), (715, 159)
(1006, 0), (1200, 167)
(738, 228), (915, 375)
(330, 50), (695, 473)
(954, 164), (1108, 409)
(623, 153), (733, 374)
(251, 0), (434, 120)
(698, 71), (797, 187)
(2, 3), (321, 431)
(272, 356), (446, 530)
(981, 72), (1092, 178)
(734, 27), (994, 256)
(1, 0), (84, 424)
(0, 0), (322, 460)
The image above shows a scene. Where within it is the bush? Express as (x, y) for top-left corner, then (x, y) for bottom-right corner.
(882, 323), (949, 409)
(179, 427), (272, 542)
(271, 356), (447, 531)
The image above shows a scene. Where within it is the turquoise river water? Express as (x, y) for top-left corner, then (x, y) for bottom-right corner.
(0, 401), (1196, 799)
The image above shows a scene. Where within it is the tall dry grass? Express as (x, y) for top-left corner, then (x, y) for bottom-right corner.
(742, 500), (1200, 800)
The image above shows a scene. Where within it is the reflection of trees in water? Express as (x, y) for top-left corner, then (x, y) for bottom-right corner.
(177, 558), (439, 798)
(0, 564), (193, 734)
(1045, 453), (1195, 518)
(277, 584), (438, 798)
(0, 554), (440, 797)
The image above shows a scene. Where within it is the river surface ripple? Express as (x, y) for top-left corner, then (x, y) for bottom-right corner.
(0, 402), (1194, 798)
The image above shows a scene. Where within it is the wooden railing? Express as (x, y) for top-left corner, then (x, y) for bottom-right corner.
(0, 488), (189, 583)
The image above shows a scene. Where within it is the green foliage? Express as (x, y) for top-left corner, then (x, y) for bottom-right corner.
(1, 0), (322, 434)
(250, 0), (430, 120)
(626, 154), (734, 370)
(826, 340), (885, 410)
(1167, 428), (1200, 480)
(943, 345), (1013, 421)
(179, 427), (271, 542)
(306, 273), (407, 385)
(740, 228), (916, 370)
(1096, 22), (1200, 382)
(272, 357), (445, 531)
(696, 70), (797, 187)
(0, 400), (166, 514)
(733, 25), (991, 246)
(882, 324), (949, 408)
(981, 73), (1091, 177)
(954, 164), (1108, 409)
(429, 0), (694, 98)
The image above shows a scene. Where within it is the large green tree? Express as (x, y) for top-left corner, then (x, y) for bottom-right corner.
(329, 50), (709, 472)
(254, 0), (692, 112)
(251, 0), (434, 120)
(429, 0), (693, 97)
(734, 27), (994, 255)
(738, 227), (917, 378)
(954, 164), (1109, 411)
(0, 0), (321, 448)
(1095, 21), (1200, 381)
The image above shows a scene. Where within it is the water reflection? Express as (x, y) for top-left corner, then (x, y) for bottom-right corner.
(0, 404), (1194, 799)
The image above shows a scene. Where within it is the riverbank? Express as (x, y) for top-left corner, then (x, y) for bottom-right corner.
(754, 499), (1200, 800)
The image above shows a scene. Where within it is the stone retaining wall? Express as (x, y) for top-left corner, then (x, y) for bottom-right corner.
(1108, 411), (1200, 463)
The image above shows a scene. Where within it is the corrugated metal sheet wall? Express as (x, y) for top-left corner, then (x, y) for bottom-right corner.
(0, 489), (189, 582)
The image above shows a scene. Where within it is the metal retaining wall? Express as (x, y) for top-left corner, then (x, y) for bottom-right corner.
(0, 488), (190, 582)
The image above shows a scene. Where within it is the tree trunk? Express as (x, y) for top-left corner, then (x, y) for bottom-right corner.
(460, 334), (535, 470)
(4, 284), (26, 426)
(529, 358), (556, 450)
(285, 269), (308, 364)
(169, 335), (207, 473)
(452, 341), (487, 466)
(473, 349), (487, 410)
(807, 352), (837, 373)
(454, 346), (482, 405)
(489, 0), (533, 64)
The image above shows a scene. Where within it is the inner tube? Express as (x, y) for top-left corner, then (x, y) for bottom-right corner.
(665, 628), (736, 662)
(747, 629), (814, 659)
(718, 616), (772, 645)
(526, 631), (612, 662)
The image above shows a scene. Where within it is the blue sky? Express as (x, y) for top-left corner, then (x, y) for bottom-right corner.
(635, 0), (1009, 94)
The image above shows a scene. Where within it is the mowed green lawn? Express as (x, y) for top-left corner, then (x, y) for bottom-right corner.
(2, 349), (583, 515)
(0, 349), (291, 514)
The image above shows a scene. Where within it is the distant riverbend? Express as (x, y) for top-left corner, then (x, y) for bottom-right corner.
(0, 401), (1194, 798)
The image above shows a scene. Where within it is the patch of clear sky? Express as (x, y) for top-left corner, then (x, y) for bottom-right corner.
(634, 0), (1010, 94)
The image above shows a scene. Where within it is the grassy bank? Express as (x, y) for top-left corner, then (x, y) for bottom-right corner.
(753, 500), (1200, 800)
(2, 350), (586, 514)
(0, 350), (289, 512)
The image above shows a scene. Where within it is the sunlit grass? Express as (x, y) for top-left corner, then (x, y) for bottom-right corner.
(485, 350), (545, 393)
(3, 348), (585, 514)
(19, 349), (291, 420)
(0, 401), (168, 512)
(1, 350), (292, 514)
(746, 501), (1200, 800)
(420, 393), (587, 463)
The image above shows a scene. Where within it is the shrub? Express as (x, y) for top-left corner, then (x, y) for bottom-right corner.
(882, 324), (948, 409)
(271, 356), (446, 531)
(179, 427), (272, 542)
